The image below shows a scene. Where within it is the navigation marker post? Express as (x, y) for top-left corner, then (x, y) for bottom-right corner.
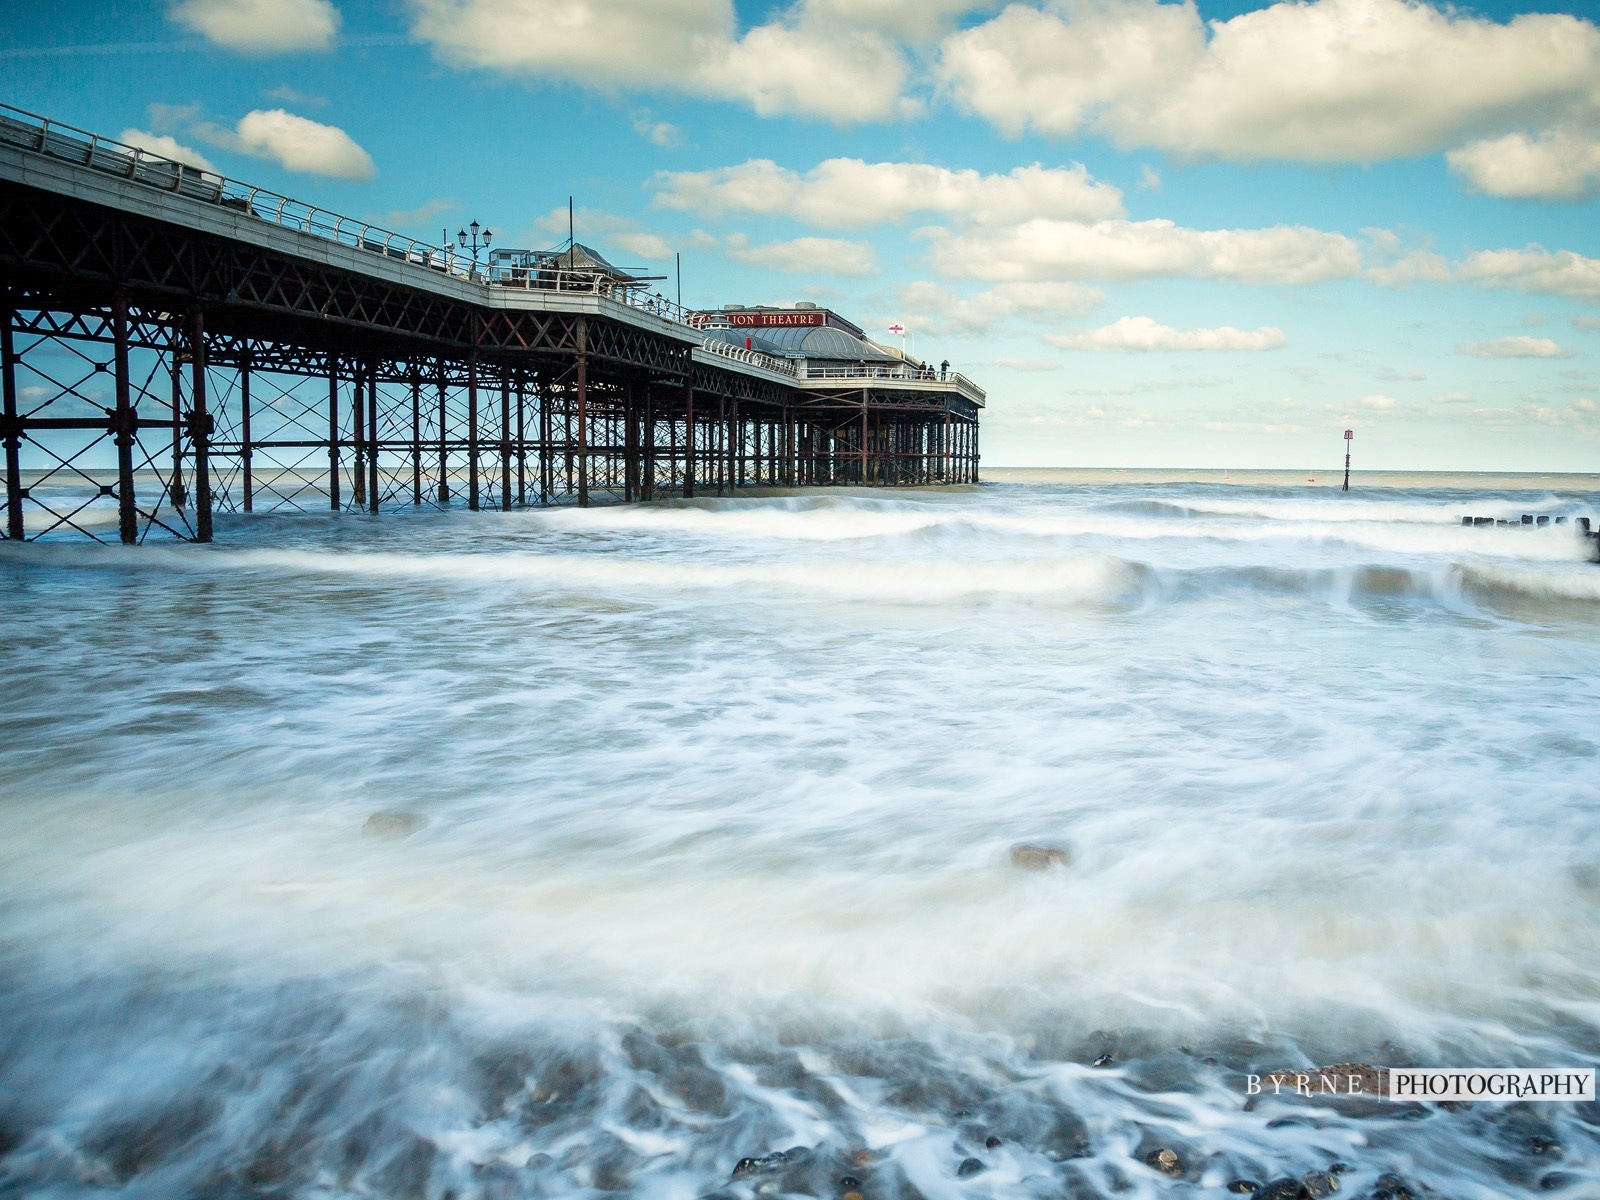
(1343, 428), (1353, 492)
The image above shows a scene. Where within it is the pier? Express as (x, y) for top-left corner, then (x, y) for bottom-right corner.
(0, 105), (983, 544)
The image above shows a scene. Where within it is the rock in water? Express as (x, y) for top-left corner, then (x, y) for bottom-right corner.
(1146, 1148), (1183, 1177)
(1227, 1182), (1262, 1195)
(956, 1157), (985, 1177)
(362, 810), (421, 839)
(1010, 843), (1071, 870)
(1301, 1169), (1338, 1197)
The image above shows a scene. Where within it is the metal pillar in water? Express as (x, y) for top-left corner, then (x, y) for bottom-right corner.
(2, 311), (23, 539)
(327, 361), (340, 510)
(111, 295), (138, 543)
(367, 367), (379, 513)
(239, 353), (252, 514)
(188, 308), (212, 542)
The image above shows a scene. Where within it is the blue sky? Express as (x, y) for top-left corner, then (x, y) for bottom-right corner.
(4, 0), (1599, 471)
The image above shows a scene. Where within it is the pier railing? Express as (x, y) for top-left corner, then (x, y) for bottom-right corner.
(799, 362), (987, 403)
(0, 103), (695, 325)
(697, 337), (799, 377)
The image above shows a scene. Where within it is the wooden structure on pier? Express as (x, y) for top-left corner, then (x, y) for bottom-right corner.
(0, 105), (982, 544)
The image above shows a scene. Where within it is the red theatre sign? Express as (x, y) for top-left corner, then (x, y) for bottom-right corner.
(723, 311), (826, 328)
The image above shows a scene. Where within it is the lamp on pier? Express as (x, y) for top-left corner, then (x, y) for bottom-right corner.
(456, 220), (492, 267)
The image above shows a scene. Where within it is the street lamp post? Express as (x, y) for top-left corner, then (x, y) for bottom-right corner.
(456, 220), (493, 277)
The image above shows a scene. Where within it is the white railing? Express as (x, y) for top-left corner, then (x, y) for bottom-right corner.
(0, 102), (694, 327)
(797, 362), (987, 403)
(697, 336), (799, 377)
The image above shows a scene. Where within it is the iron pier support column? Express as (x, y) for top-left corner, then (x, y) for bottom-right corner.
(716, 397), (726, 496)
(539, 369), (552, 503)
(576, 317), (589, 508)
(351, 364), (366, 511)
(189, 308), (212, 543)
(515, 368), (527, 507)
(436, 367), (449, 503)
(170, 348), (187, 508)
(327, 360), (340, 510)
(410, 367), (422, 506)
(500, 369), (511, 512)
(467, 350), (480, 511)
(239, 352), (252, 514)
(367, 367), (379, 514)
(623, 379), (638, 502)
(1, 312), (22, 540)
(860, 395), (869, 486)
(112, 295), (137, 543)
(642, 387), (654, 501)
(683, 366), (694, 499)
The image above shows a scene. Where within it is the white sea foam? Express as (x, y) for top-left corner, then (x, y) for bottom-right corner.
(0, 476), (1597, 1198)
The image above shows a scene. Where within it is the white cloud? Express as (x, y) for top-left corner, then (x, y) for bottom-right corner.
(1575, 316), (1600, 333)
(925, 218), (1362, 284)
(1360, 393), (1397, 410)
(723, 233), (877, 276)
(170, 0), (340, 52)
(1365, 250), (1452, 288)
(1448, 130), (1600, 201)
(1432, 391), (1473, 404)
(897, 279), (1103, 334)
(1457, 248), (1600, 302)
(409, 0), (913, 122)
(706, 19), (915, 122)
(993, 357), (1062, 371)
(203, 109), (375, 180)
(531, 206), (676, 261)
(937, 0), (1600, 163)
(1045, 316), (1286, 352)
(597, 231), (672, 261)
(1460, 336), (1566, 358)
(631, 110), (680, 148)
(117, 129), (216, 172)
(1449, 132), (1600, 202)
(373, 198), (454, 229)
(801, 0), (998, 41)
(654, 158), (1123, 228)
(263, 84), (328, 107)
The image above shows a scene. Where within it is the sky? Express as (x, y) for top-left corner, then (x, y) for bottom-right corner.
(3, 0), (1600, 471)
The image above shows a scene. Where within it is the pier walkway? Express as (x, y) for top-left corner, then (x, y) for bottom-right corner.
(0, 105), (982, 543)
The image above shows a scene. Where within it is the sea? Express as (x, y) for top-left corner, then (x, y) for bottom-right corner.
(1, 468), (1598, 1199)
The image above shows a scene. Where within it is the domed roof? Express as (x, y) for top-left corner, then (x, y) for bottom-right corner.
(749, 324), (899, 362)
(702, 328), (787, 356)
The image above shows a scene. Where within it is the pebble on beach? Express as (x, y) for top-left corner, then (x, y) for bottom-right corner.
(1009, 843), (1071, 870)
(1301, 1168), (1339, 1197)
(1145, 1148), (1183, 1177)
(362, 810), (421, 839)
(1258, 1179), (1308, 1200)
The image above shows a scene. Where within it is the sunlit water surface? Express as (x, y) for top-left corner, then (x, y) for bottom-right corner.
(2, 474), (1599, 1198)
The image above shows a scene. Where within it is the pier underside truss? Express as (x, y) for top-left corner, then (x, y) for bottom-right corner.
(0, 173), (979, 544)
